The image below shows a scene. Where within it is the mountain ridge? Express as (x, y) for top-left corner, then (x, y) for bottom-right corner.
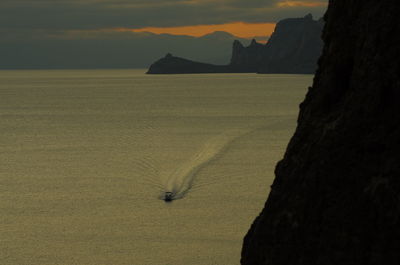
(147, 14), (323, 74)
(0, 30), (253, 69)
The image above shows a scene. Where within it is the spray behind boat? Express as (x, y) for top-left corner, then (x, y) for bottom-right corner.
(160, 129), (250, 202)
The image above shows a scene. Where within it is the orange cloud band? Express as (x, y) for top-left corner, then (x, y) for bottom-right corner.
(277, 1), (328, 7)
(114, 22), (276, 39)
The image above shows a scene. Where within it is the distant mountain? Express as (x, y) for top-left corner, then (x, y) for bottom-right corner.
(200, 31), (238, 41)
(0, 31), (252, 69)
(147, 14), (324, 74)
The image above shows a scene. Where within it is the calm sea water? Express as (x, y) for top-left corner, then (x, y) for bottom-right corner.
(0, 69), (311, 265)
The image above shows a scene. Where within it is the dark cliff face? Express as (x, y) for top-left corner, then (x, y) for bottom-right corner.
(229, 14), (323, 74)
(259, 14), (324, 74)
(242, 1), (400, 265)
(147, 14), (323, 74)
(230, 39), (265, 72)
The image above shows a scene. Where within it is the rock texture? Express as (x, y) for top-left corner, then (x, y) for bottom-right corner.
(147, 14), (323, 74)
(241, 1), (400, 265)
(146, 53), (228, 74)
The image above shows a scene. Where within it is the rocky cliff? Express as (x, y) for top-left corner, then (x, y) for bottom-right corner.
(259, 14), (324, 74)
(147, 14), (323, 74)
(241, 0), (400, 265)
(146, 53), (228, 74)
(229, 14), (323, 74)
(229, 39), (265, 72)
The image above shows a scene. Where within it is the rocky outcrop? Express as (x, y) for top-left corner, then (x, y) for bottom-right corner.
(229, 14), (323, 74)
(147, 14), (323, 74)
(230, 39), (265, 72)
(241, 1), (400, 265)
(146, 53), (228, 74)
(259, 14), (324, 74)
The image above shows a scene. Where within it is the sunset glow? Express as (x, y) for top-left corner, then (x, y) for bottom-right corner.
(277, 1), (328, 7)
(115, 22), (276, 39)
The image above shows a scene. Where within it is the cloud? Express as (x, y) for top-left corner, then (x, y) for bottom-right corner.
(277, 1), (328, 7)
(0, 0), (328, 32)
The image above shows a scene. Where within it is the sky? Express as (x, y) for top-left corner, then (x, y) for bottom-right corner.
(1, 0), (328, 39)
(0, 0), (328, 69)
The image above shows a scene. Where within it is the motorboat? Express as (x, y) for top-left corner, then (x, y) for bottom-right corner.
(164, 192), (174, 202)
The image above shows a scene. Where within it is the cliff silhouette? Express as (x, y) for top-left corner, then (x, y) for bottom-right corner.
(229, 39), (266, 73)
(241, 0), (400, 264)
(259, 14), (324, 73)
(147, 53), (229, 74)
(147, 14), (323, 74)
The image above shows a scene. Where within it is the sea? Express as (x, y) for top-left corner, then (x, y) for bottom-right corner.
(0, 69), (312, 265)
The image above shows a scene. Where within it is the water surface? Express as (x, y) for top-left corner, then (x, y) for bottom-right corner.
(0, 69), (311, 265)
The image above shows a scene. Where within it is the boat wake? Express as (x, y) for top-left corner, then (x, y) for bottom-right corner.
(160, 129), (250, 201)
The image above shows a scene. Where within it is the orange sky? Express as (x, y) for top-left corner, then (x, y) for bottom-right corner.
(108, 1), (328, 40)
(277, 1), (328, 7)
(115, 22), (277, 39)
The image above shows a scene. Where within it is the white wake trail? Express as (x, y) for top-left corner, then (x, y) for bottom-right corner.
(163, 129), (249, 200)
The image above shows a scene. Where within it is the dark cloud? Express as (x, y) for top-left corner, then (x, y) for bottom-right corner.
(0, 0), (328, 69)
(0, 0), (327, 31)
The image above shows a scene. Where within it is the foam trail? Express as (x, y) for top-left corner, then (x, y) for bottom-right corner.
(163, 129), (248, 200)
